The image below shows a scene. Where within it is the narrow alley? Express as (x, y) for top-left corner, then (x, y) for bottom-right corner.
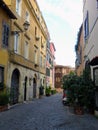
(0, 93), (98, 130)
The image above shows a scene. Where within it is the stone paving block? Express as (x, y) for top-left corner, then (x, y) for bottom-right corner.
(0, 93), (98, 130)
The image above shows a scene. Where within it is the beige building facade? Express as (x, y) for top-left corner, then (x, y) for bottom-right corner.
(83, 0), (98, 114)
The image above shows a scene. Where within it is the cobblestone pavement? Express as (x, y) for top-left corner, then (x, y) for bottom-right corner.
(0, 93), (98, 130)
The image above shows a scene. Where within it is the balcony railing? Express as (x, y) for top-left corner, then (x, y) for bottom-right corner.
(9, 51), (34, 69)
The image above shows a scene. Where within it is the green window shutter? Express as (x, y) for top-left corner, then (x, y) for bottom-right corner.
(2, 22), (9, 47)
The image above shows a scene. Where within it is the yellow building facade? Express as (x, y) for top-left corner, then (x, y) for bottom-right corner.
(3, 0), (11, 5)
(0, 0), (16, 88)
(0, 0), (47, 104)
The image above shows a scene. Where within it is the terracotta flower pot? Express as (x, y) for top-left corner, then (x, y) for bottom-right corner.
(74, 106), (84, 115)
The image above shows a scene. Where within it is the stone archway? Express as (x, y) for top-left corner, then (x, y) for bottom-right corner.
(85, 60), (91, 79)
(10, 69), (20, 105)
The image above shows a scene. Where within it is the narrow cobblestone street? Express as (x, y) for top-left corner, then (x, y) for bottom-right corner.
(0, 93), (98, 130)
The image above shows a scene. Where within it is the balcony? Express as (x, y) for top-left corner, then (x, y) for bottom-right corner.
(9, 51), (34, 69)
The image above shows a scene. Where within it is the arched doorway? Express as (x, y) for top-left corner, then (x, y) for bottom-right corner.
(10, 69), (20, 104)
(89, 57), (98, 109)
(24, 76), (27, 101)
(33, 74), (37, 98)
(85, 60), (91, 79)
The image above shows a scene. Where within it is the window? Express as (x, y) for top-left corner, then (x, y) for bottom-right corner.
(47, 53), (49, 61)
(77, 52), (81, 64)
(43, 58), (46, 68)
(56, 77), (60, 82)
(94, 68), (98, 86)
(14, 33), (20, 53)
(0, 67), (4, 89)
(47, 40), (50, 48)
(47, 53), (48, 61)
(46, 68), (50, 76)
(64, 69), (66, 74)
(39, 55), (42, 67)
(80, 46), (82, 64)
(25, 11), (30, 22)
(84, 11), (89, 40)
(2, 22), (9, 48)
(16, 0), (21, 15)
(97, 0), (98, 8)
(49, 58), (51, 64)
(62, 69), (64, 73)
(24, 41), (29, 59)
(56, 77), (58, 82)
(56, 68), (60, 73)
(57, 77), (60, 82)
(34, 50), (37, 64)
(41, 36), (42, 44)
(35, 27), (37, 36)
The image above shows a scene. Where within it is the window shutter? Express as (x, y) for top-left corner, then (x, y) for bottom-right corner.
(6, 25), (9, 46)
(2, 22), (9, 47)
(84, 11), (89, 39)
(2, 23), (6, 45)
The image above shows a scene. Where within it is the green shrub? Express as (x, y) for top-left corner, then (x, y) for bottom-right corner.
(0, 82), (4, 90)
(51, 89), (57, 95)
(0, 91), (9, 106)
(62, 71), (95, 109)
(45, 87), (51, 96)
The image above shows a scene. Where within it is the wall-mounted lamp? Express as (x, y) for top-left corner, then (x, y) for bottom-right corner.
(12, 21), (30, 34)
(23, 21), (30, 31)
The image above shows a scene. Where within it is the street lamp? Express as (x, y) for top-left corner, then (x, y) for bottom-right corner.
(23, 21), (30, 31)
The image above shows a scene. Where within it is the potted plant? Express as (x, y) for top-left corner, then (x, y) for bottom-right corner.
(45, 86), (51, 96)
(62, 70), (95, 115)
(39, 85), (44, 98)
(51, 89), (57, 95)
(0, 90), (9, 112)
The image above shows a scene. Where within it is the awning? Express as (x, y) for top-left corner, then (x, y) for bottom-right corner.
(89, 56), (98, 66)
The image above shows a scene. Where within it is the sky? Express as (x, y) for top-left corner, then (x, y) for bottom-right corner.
(37, 0), (83, 67)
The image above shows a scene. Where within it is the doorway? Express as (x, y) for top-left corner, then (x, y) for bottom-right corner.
(10, 69), (20, 104)
(33, 77), (37, 98)
(24, 76), (27, 101)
